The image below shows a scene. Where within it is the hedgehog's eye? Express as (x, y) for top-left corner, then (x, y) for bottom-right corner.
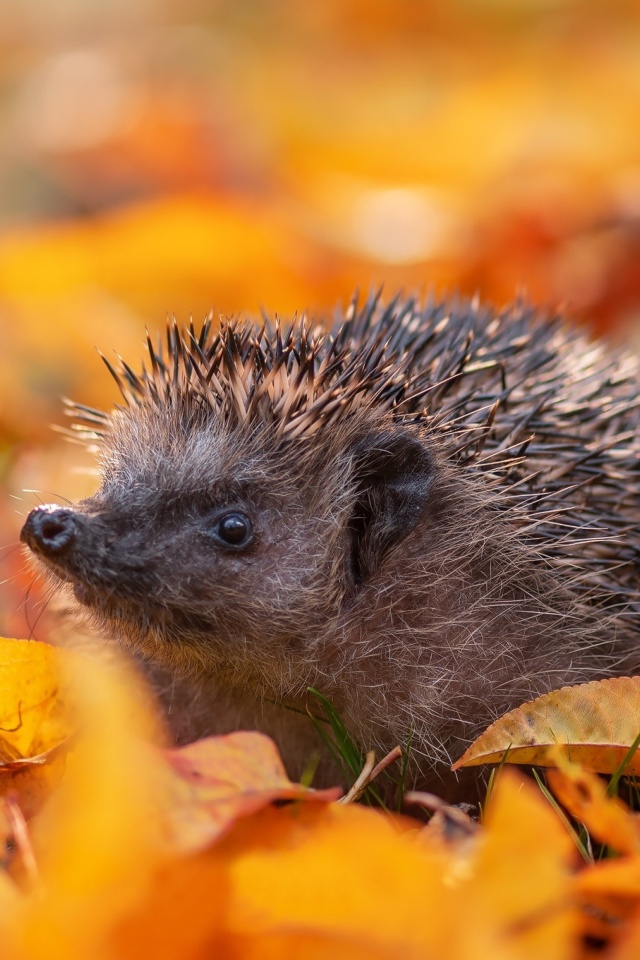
(214, 512), (253, 548)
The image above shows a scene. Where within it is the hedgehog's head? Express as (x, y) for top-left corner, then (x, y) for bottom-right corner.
(20, 317), (434, 678)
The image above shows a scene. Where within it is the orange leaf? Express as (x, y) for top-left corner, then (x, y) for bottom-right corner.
(107, 851), (230, 960)
(111, 802), (427, 960)
(110, 772), (578, 960)
(578, 854), (640, 895)
(547, 758), (640, 855)
(464, 770), (578, 960)
(572, 856), (640, 949)
(160, 731), (341, 853)
(608, 912), (640, 960)
(204, 771), (577, 960)
(453, 677), (640, 774)
(213, 801), (445, 958)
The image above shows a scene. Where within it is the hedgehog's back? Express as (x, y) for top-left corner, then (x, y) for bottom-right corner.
(337, 294), (640, 612)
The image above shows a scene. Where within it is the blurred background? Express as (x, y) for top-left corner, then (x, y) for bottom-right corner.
(1, 0), (640, 635)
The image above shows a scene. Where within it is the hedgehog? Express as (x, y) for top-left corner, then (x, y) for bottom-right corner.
(20, 292), (640, 801)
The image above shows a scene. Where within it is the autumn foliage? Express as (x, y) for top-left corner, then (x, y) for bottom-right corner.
(2, 1), (640, 957)
(1, 636), (640, 958)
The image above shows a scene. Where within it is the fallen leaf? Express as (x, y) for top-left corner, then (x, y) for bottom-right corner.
(212, 800), (445, 959)
(160, 731), (341, 852)
(111, 805), (417, 960)
(546, 755), (640, 855)
(0, 637), (77, 816)
(6, 648), (166, 960)
(453, 677), (640, 774)
(204, 770), (577, 960)
(572, 856), (640, 948)
(609, 912), (640, 960)
(107, 851), (230, 960)
(460, 770), (578, 960)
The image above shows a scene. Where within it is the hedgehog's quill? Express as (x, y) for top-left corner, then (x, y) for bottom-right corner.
(21, 293), (640, 801)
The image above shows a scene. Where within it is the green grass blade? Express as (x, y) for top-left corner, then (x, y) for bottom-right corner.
(307, 688), (363, 776)
(607, 729), (640, 797)
(306, 687), (388, 807)
(532, 769), (592, 864)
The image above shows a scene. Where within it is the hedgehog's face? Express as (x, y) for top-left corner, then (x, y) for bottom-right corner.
(20, 485), (341, 667)
(21, 414), (435, 679)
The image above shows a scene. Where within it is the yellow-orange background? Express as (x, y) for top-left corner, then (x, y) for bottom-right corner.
(1, 0), (640, 633)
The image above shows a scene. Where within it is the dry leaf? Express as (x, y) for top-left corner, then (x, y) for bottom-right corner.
(609, 913), (640, 960)
(106, 852), (229, 960)
(112, 803), (422, 960)
(206, 770), (577, 960)
(453, 677), (640, 775)
(458, 770), (578, 960)
(211, 800), (445, 959)
(5, 648), (166, 960)
(160, 731), (341, 852)
(572, 857), (640, 949)
(0, 637), (77, 816)
(546, 756), (640, 855)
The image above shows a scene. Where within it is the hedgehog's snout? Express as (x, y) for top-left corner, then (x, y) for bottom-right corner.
(21, 505), (78, 558)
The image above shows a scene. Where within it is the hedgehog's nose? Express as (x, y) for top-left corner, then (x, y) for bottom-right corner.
(21, 505), (78, 557)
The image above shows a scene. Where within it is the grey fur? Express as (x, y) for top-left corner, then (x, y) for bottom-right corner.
(21, 293), (640, 800)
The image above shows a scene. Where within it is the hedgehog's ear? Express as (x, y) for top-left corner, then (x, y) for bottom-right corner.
(348, 431), (435, 586)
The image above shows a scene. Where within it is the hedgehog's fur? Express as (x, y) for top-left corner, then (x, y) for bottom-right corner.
(23, 292), (640, 800)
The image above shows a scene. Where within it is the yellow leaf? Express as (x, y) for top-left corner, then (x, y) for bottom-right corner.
(0, 638), (71, 758)
(0, 663), (580, 960)
(0, 638), (76, 817)
(453, 677), (640, 774)
(109, 835), (401, 960)
(4, 648), (166, 960)
(107, 852), (229, 960)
